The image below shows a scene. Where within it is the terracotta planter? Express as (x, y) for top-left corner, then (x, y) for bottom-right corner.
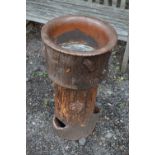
(41, 15), (117, 140)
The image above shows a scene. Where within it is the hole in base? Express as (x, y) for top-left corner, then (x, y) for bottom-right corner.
(93, 106), (100, 114)
(54, 117), (66, 128)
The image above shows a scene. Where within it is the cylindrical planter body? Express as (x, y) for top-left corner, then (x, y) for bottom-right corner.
(41, 15), (117, 140)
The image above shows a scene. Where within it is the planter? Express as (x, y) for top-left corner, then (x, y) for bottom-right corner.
(41, 15), (117, 140)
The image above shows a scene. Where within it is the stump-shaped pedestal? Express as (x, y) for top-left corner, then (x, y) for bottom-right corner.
(41, 15), (117, 140)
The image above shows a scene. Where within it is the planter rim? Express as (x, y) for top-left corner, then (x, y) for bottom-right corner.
(41, 15), (117, 56)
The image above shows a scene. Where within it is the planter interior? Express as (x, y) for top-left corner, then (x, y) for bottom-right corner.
(42, 15), (117, 56)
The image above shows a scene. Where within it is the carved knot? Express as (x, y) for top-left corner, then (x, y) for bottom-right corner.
(69, 101), (84, 113)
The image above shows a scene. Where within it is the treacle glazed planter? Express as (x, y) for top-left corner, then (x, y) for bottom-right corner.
(41, 15), (117, 140)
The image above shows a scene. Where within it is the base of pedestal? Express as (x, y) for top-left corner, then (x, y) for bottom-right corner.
(52, 106), (100, 140)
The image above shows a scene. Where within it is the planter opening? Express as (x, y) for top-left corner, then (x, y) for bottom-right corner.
(42, 15), (117, 56)
(93, 106), (100, 114)
(54, 117), (66, 128)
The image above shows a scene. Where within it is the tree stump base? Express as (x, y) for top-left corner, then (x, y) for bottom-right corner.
(52, 84), (100, 140)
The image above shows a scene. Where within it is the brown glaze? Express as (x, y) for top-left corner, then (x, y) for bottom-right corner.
(41, 15), (117, 56)
(41, 15), (117, 140)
